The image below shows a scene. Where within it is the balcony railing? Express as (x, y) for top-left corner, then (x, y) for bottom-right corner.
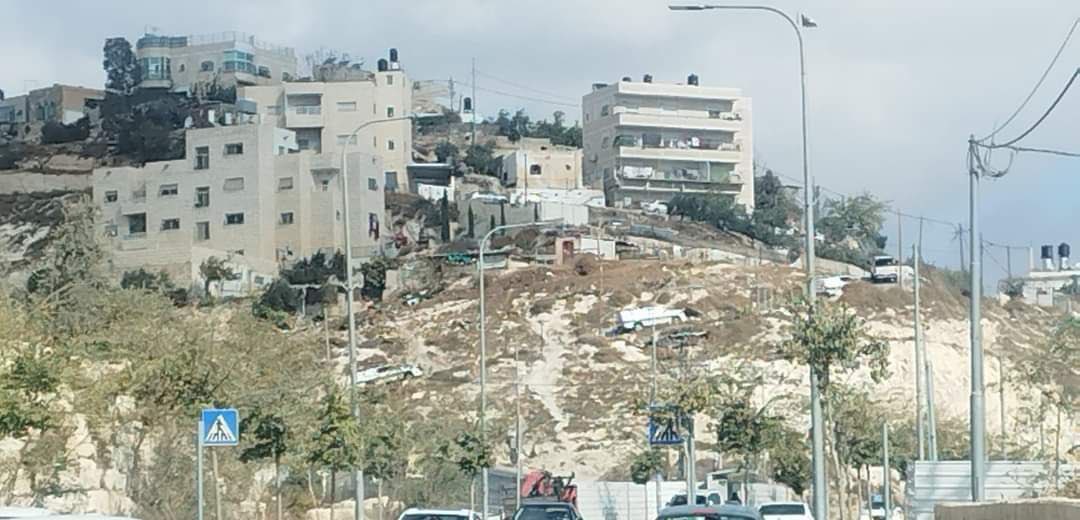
(615, 136), (741, 152)
(293, 106), (322, 115)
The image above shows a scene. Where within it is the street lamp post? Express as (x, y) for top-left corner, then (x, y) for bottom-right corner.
(339, 115), (417, 520)
(669, 5), (823, 518)
(478, 220), (562, 520)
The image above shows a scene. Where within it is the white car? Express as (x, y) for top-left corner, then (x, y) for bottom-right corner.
(398, 508), (480, 520)
(354, 363), (423, 386)
(758, 502), (812, 520)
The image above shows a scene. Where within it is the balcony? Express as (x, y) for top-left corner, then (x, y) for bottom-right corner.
(285, 105), (324, 128)
(616, 144), (742, 163)
(613, 108), (742, 132)
(615, 165), (746, 186)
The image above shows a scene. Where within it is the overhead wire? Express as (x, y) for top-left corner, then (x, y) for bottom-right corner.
(475, 69), (579, 103)
(418, 78), (580, 109)
(977, 68), (1080, 150)
(977, 17), (1080, 143)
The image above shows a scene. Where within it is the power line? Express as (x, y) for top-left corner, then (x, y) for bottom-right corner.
(474, 69), (579, 103)
(419, 78), (581, 109)
(1005, 144), (1080, 158)
(977, 68), (1080, 150)
(978, 18), (1080, 143)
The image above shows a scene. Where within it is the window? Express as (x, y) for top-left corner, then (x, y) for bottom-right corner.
(321, 179), (331, 191)
(336, 101), (357, 112)
(368, 178), (378, 191)
(196, 221), (210, 241)
(372, 136), (377, 147)
(337, 134), (358, 145)
(104, 190), (118, 203)
(385, 171), (399, 192)
(585, 113), (590, 122)
(386, 75), (394, 85)
(709, 110), (723, 119)
(195, 186), (210, 208)
(278, 177), (294, 191)
(387, 139), (395, 151)
(140, 56), (171, 80)
(225, 213), (245, 225)
(530, 164), (542, 176)
(266, 105), (281, 115)
(127, 213), (146, 235)
(159, 183), (178, 197)
(161, 218), (180, 231)
(222, 49), (255, 74)
(282, 72), (293, 81)
(178, 64), (186, 73)
(386, 106), (395, 117)
(257, 65), (271, 78)
(104, 224), (118, 237)
(225, 143), (244, 155)
(195, 146), (210, 169)
(601, 136), (610, 149)
(600, 104), (610, 116)
(223, 177), (245, 191)
(279, 212), (295, 225)
(200, 60), (215, 72)
(297, 138), (311, 150)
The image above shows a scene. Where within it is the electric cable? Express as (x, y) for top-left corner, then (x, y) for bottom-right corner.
(978, 18), (1080, 143)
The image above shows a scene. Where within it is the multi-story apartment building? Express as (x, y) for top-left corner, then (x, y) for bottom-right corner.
(241, 56), (412, 194)
(135, 31), (298, 93)
(582, 75), (753, 211)
(93, 122), (385, 290)
(0, 84), (104, 125)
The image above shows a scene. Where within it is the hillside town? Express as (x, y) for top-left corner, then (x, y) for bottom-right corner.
(1, 6), (1079, 520)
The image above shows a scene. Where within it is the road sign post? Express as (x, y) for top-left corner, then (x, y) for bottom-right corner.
(198, 408), (239, 520)
(197, 419), (205, 520)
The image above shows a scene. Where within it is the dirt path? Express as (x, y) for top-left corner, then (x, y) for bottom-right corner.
(525, 300), (572, 432)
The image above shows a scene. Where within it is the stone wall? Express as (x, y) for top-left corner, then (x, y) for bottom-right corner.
(934, 499), (1080, 520)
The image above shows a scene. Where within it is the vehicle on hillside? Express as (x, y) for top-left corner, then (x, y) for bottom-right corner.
(657, 504), (762, 520)
(512, 501), (582, 520)
(398, 508), (481, 520)
(354, 363), (423, 386)
(757, 502), (812, 520)
(868, 495), (886, 520)
(617, 306), (688, 332)
(643, 201), (669, 216)
(870, 255), (916, 284)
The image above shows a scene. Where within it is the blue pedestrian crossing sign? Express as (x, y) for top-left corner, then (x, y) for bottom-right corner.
(201, 408), (240, 446)
(648, 417), (683, 446)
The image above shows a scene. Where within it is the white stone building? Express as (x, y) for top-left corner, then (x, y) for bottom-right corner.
(93, 122), (385, 292)
(582, 75), (754, 211)
(135, 31), (298, 93)
(241, 55), (412, 193)
(497, 137), (583, 191)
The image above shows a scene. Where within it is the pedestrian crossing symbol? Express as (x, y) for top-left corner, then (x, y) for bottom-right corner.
(648, 417), (683, 446)
(201, 408), (240, 446)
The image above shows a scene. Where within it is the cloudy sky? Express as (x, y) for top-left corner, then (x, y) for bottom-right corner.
(4, 0), (1080, 278)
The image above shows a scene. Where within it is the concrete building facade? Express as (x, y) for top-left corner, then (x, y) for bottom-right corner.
(241, 63), (412, 194)
(498, 138), (583, 191)
(93, 122), (385, 289)
(0, 84), (104, 125)
(136, 32), (298, 93)
(582, 77), (753, 210)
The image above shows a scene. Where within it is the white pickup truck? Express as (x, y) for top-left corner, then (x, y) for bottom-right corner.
(870, 255), (913, 284)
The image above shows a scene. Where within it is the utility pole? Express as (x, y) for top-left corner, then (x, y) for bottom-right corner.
(998, 357), (1007, 459)
(967, 139), (986, 502)
(651, 324), (662, 515)
(897, 210), (903, 288)
(927, 359), (939, 460)
(914, 243), (926, 461)
(1006, 246), (1013, 279)
(514, 342), (523, 512)
(958, 224), (966, 274)
(471, 58), (477, 146)
(882, 424), (891, 520)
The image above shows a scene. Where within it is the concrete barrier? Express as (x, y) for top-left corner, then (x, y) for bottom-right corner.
(934, 499), (1080, 520)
